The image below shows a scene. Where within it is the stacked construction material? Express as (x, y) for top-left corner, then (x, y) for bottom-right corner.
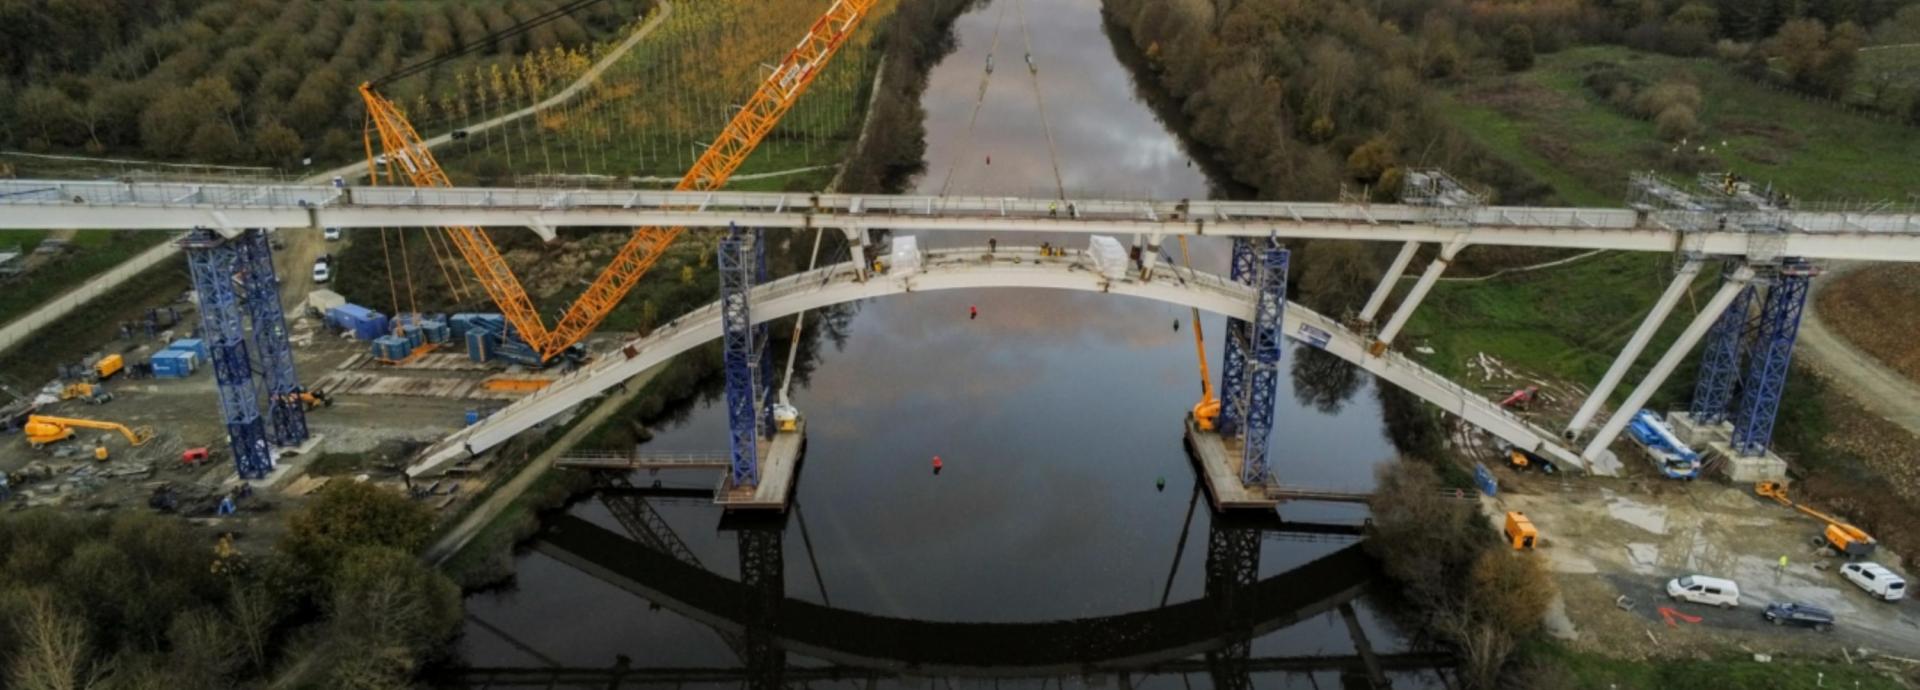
(371, 335), (412, 361)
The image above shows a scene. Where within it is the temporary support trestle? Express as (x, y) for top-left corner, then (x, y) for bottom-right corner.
(720, 224), (764, 487)
(1729, 261), (1814, 456)
(1203, 518), (1261, 690)
(1216, 238), (1290, 486)
(236, 229), (308, 447)
(182, 229), (275, 479)
(1688, 265), (1755, 425)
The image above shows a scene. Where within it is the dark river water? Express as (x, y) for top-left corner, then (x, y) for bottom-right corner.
(454, 0), (1438, 687)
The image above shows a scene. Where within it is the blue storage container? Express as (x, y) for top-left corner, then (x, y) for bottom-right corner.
(372, 335), (411, 361)
(421, 319), (451, 344)
(151, 350), (198, 379)
(465, 330), (494, 363)
(355, 313), (390, 342)
(465, 410), (480, 426)
(401, 324), (424, 349)
(165, 338), (208, 360)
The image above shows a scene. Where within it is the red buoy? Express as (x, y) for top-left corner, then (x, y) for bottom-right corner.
(932, 455), (944, 473)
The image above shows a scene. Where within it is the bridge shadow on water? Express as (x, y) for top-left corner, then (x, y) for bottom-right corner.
(434, 481), (1454, 690)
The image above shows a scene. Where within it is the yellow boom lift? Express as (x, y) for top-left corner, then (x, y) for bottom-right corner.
(1755, 481), (1876, 558)
(24, 415), (155, 460)
(359, 0), (877, 363)
(1178, 238), (1222, 430)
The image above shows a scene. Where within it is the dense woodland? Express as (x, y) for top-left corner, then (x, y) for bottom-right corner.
(0, 483), (457, 690)
(0, 0), (646, 167)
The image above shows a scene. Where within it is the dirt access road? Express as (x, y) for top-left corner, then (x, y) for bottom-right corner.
(1796, 261), (1920, 439)
(1494, 478), (1920, 658)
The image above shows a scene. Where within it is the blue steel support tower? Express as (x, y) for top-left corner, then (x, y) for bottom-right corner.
(754, 228), (777, 439)
(182, 230), (273, 479)
(236, 229), (308, 447)
(1688, 269), (1754, 425)
(719, 224), (761, 487)
(1730, 260), (1814, 456)
(1216, 238), (1258, 437)
(1238, 245), (1290, 485)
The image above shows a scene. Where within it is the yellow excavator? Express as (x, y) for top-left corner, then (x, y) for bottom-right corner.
(1180, 237), (1222, 431)
(24, 415), (155, 458)
(1756, 481), (1876, 558)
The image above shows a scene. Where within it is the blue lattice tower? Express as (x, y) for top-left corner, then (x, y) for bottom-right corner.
(1203, 517), (1260, 690)
(753, 228), (777, 439)
(182, 230), (273, 479)
(1730, 260), (1814, 456)
(235, 229), (308, 447)
(1216, 238), (1259, 437)
(1689, 266), (1755, 425)
(737, 523), (786, 690)
(1238, 245), (1290, 486)
(719, 225), (761, 487)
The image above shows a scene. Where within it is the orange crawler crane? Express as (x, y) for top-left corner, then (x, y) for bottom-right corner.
(360, 0), (878, 363)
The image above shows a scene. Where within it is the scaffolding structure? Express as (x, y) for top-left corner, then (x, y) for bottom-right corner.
(1216, 238), (1258, 439)
(1688, 269), (1753, 425)
(1239, 245), (1290, 486)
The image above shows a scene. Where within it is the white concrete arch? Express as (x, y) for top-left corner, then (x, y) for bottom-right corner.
(408, 246), (1589, 477)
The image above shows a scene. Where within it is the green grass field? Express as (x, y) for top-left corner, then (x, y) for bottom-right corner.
(1413, 44), (1920, 408)
(0, 231), (170, 328)
(1439, 45), (1920, 205)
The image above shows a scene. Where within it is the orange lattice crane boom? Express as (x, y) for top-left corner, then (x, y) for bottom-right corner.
(360, 0), (877, 361)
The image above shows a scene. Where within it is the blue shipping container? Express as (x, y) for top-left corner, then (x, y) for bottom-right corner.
(328, 303), (377, 329)
(151, 350), (197, 378)
(165, 338), (208, 360)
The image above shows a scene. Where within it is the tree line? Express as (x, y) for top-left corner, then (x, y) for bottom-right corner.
(0, 0), (647, 168)
(0, 482), (458, 689)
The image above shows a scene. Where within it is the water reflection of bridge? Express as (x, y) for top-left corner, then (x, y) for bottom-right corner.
(440, 480), (1448, 690)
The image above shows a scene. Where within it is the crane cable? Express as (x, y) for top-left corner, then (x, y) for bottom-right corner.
(935, 0), (1006, 198)
(776, 227), (827, 407)
(1014, 0), (1066, 200)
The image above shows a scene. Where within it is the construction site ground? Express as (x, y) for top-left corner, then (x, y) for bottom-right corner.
(1488, 470), (1920, 665)
(0, 228), (567, 544)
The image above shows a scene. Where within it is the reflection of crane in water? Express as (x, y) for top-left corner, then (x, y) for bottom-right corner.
(445, 476), (1437, 689)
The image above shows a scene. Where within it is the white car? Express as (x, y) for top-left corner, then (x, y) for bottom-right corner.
(323, 227), (342, 241)
(1666, 574), (1740, 608)
(311, 259), (331, 283)
(1840, 562), (1908, 602)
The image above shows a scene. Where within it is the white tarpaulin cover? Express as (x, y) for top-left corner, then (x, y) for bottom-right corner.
(1088, 235), (1128, 280)
(307, 289), (346, 313)
(888, 236), (922, 276)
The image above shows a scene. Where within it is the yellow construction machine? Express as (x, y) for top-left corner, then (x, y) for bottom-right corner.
(1756, 481), (1876, 558)
(1178, 237), (1221, 430)
(24, 415), (155, 452)
(59, 381), (113, 405)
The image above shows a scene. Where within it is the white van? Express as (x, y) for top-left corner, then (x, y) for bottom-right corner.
(1840, 562), (1908, 602)
(1667, 575), (1741, 608)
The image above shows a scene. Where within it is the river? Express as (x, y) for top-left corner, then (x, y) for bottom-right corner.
(451, 0), (1437, 687)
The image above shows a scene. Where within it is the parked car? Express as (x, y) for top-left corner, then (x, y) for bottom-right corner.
(1666, 574), (1740, 608)
(323, 227), (341, 241)
(1840, 562), (1908, 602)
(1762, 602), (1836, 631)
(311, 258), (331, 283)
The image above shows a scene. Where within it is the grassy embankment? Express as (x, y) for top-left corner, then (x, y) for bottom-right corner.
(0, 233), (181, 385)
(1520, 640), (1906, 689)
(1412, 45), (1920, 410)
